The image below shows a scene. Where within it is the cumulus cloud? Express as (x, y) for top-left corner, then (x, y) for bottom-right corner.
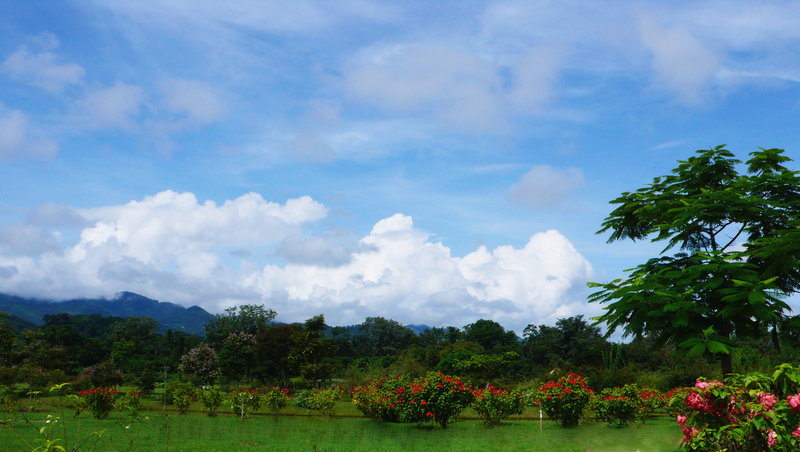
(247, 214), (593, 332)
(639, 15), (722, 103)
(1, 43), (85, 93)
(0, 107), (58, 160)
(0, 192), (593, 332)
(506, 165), (585, 208)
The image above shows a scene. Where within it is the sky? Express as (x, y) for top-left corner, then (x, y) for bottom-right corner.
(1, 1), (800, 335)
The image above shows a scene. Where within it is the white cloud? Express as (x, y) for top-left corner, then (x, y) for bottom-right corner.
(1, 45), (85, 93)
(74, 82), (146, 130)
(344, 44), (508, 132)
(0, 193), (592, 332)
(247, 214), (593, 332)
(0, 107), (58, 160)
(639, 15), (722, 103)
(506, 165), (585, 208)
(160, 79), (227, 125)
(73, 191), (327, 274)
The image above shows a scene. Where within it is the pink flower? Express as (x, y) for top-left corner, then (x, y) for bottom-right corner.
(767, 429), (777, 447)
(676, 415), (687, 426)
(788, 394), (800, 414)
(757, 392), (778, 409)
(792, 425), (800, 438)
(694, 380), (722, 390)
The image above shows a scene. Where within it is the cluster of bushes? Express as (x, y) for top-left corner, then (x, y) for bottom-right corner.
(352, 371), (524, 428)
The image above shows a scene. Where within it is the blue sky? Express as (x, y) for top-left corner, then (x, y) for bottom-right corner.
(1, 0), (800, 334)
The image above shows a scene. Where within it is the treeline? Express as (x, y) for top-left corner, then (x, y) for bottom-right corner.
(1, 306), (797, 394)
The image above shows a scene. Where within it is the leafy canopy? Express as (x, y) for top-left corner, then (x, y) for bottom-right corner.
(588, 146), (800, 373)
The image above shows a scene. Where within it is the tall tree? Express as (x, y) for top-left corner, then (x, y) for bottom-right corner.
(204, 304), (276, 349)
(463, 319), (518, 352)
(589, 146), (800, 375)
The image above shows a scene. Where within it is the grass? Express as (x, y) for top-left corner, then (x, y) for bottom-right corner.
(3, 400), (683, 452)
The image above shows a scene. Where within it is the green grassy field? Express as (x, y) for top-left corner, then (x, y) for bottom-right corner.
(3, 402), (683, 452)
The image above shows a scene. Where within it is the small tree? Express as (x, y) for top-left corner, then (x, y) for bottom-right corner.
(179, 343), (221, 385)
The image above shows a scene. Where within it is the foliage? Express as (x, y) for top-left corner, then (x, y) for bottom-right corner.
(218, 331), (256, 381)
(591, 384), (642, 427)
(351, 375), (412, 422)
(472, 385), (525, 426)
(117, 391), (143, 412)
(198, 386), (223, 416)
(78, 387), (117, 419)
(75, 361), (124, 390)
(668, 364), (800, 451)
(306, 386), (342, 417)
(171, 386), (195, 415)
(462, 319), (518, 352)
(589, 146), (800, 375)
(536, 372), (594, 428)
(638, 387), (667, 422)
(356, 317), (414, 358)
(205, 304), (276, 349)
(178, 343), (221, 385)
(523, 315), (608, 368)
(398, 372), (475, 428)
(455, 352), (518, 386)
(263, 386), (290, 414)
(230, 388), (261, 419)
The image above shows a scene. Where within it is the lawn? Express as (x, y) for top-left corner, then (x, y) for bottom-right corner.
(3, 401), (683, 452)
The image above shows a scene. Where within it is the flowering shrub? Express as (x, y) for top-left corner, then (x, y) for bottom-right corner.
(263, 387), (290, 415)
(638, 387), (666, 423)
(172, 386), (195, 414)
(198, 387), (223, 416)
(472, 385), (525, 426)
(117, 391), (143, 412)
(78, 387), (117, 419)
(536, 373), (594, 428)
(351, 375), (412, 422)
(306, 386), (342, 417)
(399, 372), (474, 428)
(178, 344), (221, 385)
(591, 384), (642, 427)
(230, 388), (261, 419)
(669, 365), (800, 451)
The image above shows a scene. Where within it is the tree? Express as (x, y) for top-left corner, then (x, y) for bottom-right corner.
(354, 317), (414, 358)
(179, 343), (221, 385)
(589, 146), (800, 375)
(462, 319), (518, 352)
(204, 304), (276, 349)
(523, 315), (608, 368)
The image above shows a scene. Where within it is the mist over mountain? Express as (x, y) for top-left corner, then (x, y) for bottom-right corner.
(0, 291), (214, 336)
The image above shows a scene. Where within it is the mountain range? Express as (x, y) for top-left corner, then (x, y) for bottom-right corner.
(0, 291), (214, 336)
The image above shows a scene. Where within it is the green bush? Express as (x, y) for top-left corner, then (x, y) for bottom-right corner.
(536, 373), (593, 428)
(78, 387), (117, 419)
(472, 385), (524, 426)
(198, 387), (223, 416)
(172, 386), (195, 414)
(398, 372), (474, 428)
(306, 386), (342, 417)
(591, 384), (641, 427)
(351, 375), (411, 422)
(230, 388), (261, 419)
(263, 387), (290, 415)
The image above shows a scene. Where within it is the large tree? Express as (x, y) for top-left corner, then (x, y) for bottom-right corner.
(589, 146), (800, 375)
(204, 304), (276, 349)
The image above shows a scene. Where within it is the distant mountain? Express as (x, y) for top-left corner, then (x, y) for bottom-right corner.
(406, 324), (432, 335)
(0, 292), (214, 336)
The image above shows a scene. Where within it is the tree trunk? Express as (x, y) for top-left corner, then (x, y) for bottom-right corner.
(720, 352), (733, 377)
